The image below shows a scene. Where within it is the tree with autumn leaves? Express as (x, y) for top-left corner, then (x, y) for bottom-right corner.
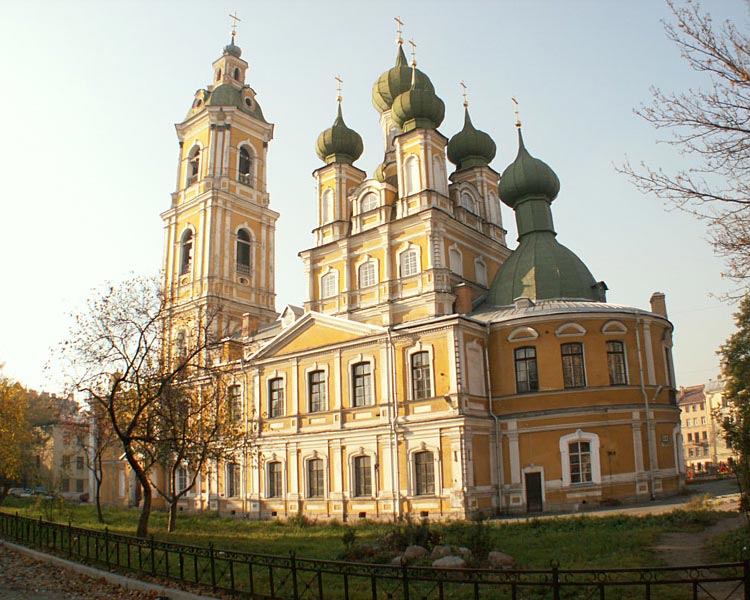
(0, 376), (33, 503)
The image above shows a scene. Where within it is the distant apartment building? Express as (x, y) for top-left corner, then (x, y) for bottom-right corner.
(47, 418), (92, 499)
(678, 380), (735, 475)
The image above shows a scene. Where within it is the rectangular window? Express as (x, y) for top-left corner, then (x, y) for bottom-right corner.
(514, 347), (539, 393)
(411, 351), (432, 400)
(606, 341), (627, 385)
(307, 459), (324, 498)
(228, 384), (243, 421)
(400, 250), (419, 277)
(76, 456), (84, 471)
(359, 262), (377, 288)
(704, 447), (710, 457)
(321, 273), (337, 299)
(702, 431), (708, 440)
(689, 448), (695, 457)
(352, 362), (373, 407)
(61, 478), (70, 493)
(414, 451), (435, 496)
(308, 370), (326, 413)
(75, 479), (84, 493)
(268, 462), (282, 498)
(561, 343), (586, 388)
(353, 456), (372, 497)
(226, 462), (241, 497)
(701, 416), (706, 425)
(177, 466), (188, 494)
(687, 433), (693, 442)
(62, 455), (70, 469)
(269, 378), (284, 418)
(569, 441), (592, 484)
(700, 403), (705, 411)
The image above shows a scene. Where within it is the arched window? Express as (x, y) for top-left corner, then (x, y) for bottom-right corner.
(236, 229), (251, 274)
(233, 67), (240, 80)
(361, 192), (378, 213)
(321, 188), (334, 224)
(216, 68), (222, 81)
(238, 146), (253, 186)
(449, 246), (463, 275)
(179, 230), (193, 275)
(321, 271), (337, 299)
(404, 154), (419, 195)
(414, 451), (435, 495)
(353, 456), (372, 497)
(399, 248), (419, 277)
(358, 261), (377, 288)
(187, 146), (200, 186)
(461, 191), (476, 213)
(175, 330), (186, 358)
(475, 259), (488, 287)
(432, 155), (447, 194)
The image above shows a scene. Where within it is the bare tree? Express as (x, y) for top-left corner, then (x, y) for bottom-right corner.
(620, 1), (750, 285)
(58, 276), (231, 538)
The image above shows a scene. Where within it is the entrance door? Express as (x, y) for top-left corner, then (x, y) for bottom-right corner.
(525, 472), (543, 513)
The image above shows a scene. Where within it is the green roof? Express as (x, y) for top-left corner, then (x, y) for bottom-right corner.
(315, 104), (363, 165)
(447, 108), (496, 170)
(372, 45), (435, 113)
(498, 129), (559, 208)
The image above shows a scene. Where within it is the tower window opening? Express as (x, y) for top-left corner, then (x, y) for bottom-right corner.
(179, 230), (193, 276)
(236, 228), (252, 275)
(216, 68), (222, 81)
(187, 146), (200, 186)
(238, 147), (253, 186)
(233, 67), (240, 80)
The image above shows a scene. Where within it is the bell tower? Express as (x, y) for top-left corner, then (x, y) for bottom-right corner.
(161, 30), (278, 340)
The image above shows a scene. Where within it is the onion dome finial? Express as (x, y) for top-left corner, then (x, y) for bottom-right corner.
(315, 87), (364, 165)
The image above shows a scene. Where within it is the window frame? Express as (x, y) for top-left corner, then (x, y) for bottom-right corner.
(179, 229), (194, 276)
(358, 260), (377, 288)
(514, 346), (539, 393)
(228, 384), (243, 422)
(559, 430), (601, 487)
(351, 361), (374, 407)
(410, 350), (432, 400)
(267, 461), (283, 498)
(561, 342), (586, 389)
(308, 369), (327, 413)
(360, 192), (378, 213)
(413, 450), (435, 496)
(399, 248), (420, 277)
(226, 462), (241, 498)
(320, 270), (338, 299)
(352, 455), (373, 497)
(268, 377), (285, 418)
(186, 145), (201, 186)
(238, 145), (254, 186)
(448, 245), (463, 276)
(607, 340), (628, 385)
(236, 228), (252, 275)
(307, 458), (325, 498)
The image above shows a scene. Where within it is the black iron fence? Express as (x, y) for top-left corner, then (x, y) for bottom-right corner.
(1, 511), (748, 599)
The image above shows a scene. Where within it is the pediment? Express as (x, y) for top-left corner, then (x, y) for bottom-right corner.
(251, 312), (385, 359)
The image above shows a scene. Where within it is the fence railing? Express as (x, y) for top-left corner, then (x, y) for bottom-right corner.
(1, 511), (748, 600)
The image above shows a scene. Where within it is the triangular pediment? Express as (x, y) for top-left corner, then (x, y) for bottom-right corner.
(251, 311), (385, 359)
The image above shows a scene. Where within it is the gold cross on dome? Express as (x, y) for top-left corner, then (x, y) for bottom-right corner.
(229, 11), (241, 41)
(335, 75), (343, 103)
(408, 39), (417, 67)
(460, 81), (469, 108)
(512, 97), (521, 128)
(394, 16), (404, 45)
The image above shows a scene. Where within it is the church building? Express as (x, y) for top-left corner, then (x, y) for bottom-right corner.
(114, 28), (684, 518)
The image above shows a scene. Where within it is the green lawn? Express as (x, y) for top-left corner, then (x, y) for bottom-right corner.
(0, 496), (724, 571)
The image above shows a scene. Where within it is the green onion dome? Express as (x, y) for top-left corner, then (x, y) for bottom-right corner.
(498, 129), (560, 208)
(374, 161), (398, 186)
(224, 41), (242, 58)
(315, 104), (364, 165)
(391, 72), (445, 132)
(375, 162), (387, 182)
(447, 108), (497, 170)
(372, 45), (435, 113)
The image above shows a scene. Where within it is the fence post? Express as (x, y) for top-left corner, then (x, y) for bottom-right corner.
(209, 542), (216, 590)
(744, 558), (749, 600)
(104, 527), (110, 568)
(68, 519), (72, 557)
(551, 560), (560, 600)
(290, 551), (299, 600)
(150, 535), (156, 575)
(402, 560), (410, 600)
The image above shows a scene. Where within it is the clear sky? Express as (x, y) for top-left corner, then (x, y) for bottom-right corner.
(0, 0), (745, 391)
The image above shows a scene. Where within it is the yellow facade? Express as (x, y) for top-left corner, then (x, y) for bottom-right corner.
(102, 36), (684, 519)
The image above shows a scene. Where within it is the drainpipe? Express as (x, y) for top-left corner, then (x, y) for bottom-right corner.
(386, 328), (402, 519)
(635, 311), (657, 500)
(485, 321), (504, 514)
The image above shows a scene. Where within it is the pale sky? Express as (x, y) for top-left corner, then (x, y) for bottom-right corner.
(0, 0), (745, 391)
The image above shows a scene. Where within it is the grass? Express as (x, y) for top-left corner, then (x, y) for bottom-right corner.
(0, 496), (726, 571)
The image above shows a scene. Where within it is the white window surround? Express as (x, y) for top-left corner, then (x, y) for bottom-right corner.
(347, 353), (376, 407)
(267, 371), (287, 418)
(460, 191), (476, 213)
(178, 226), (196, 277)
(508, 326), (539, 342)
(356, 256), (379, 288)
(185, 142), (203, 186)
(448, 244), (463, 276)
(224, 461), (242, 498)
(398, 244), (421, 277)
(302, 450), (329, 499)
(348, 449), (378, 498)
(465, 341), (486, 396)
(559, 430), (601, 487)
(432, 154), (447, 195)
(320, 269), (338, 299)
(555, 322), (586, 338)
(360, 191), (378, 213)
(321, 188), (334, 224)
(404, 154), (420, 196)
(407, 442), (440, 497)
(237, 142), (256, 181)
(304, 362), (329, 413)
(474, 257), (488, 287)
(602, 320), (628, 335)
(406, 342), (435, 401)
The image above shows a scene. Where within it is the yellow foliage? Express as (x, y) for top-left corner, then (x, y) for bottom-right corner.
(0, 377), (32, 483)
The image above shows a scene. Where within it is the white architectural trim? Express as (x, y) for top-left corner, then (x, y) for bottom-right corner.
(406, 342), (435, 401)
(602, 320), (628, 335)
(559, 430), (601, 487)
(555, 322), (586, 338)
(507, 326), (539, 342)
